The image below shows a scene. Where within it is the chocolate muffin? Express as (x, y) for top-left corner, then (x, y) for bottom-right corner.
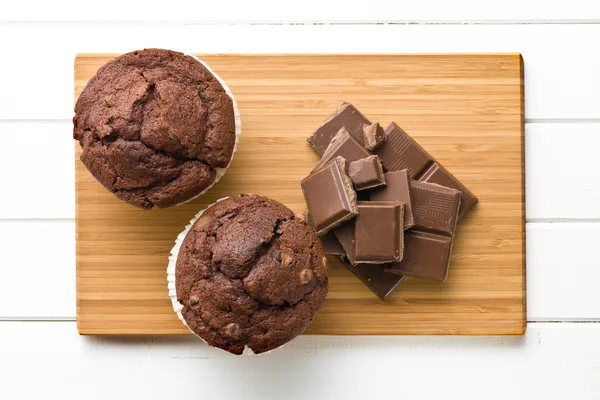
(73, 48), (239, 209)
(169, 195), (328, 355)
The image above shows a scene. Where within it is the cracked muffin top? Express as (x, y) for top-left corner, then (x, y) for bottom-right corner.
(175, 194), (329, 355)
(73, 48), (236, 209)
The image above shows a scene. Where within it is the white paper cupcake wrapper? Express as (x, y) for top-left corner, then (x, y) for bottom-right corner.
(167, 197), (227, 326)
(167, 196), (281, 356)
(173, 55), (242, 207)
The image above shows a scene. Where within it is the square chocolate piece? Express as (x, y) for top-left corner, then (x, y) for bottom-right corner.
(301, 156), (358, 235)
(385, 180), (461, 282)
(362, 122), (386, 151)
(369, 170), (415, 229)
(348, 155), (386, 191)
(311, 127), (372, 173)
(388, 231), (452, 282)
(307, 103), (371, 155)
(410, 180), (461, 235)
(354, 201), (404, 264)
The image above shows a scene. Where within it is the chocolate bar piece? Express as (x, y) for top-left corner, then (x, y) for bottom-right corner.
(385, 181), (461, 282)
(301, 156), (358, 235)
(341, 257), (407, 301)
(354, 201), (404, 264)
(389, 231), (452, 281)
(374, 122), (477, 219)
(307, 103), (371, 155)
(348, 155), (386, 191)
(410, 181), (461, 234)
(363, 122), (386, 151)
(334, 219), (357, 265)
(320, 232), (346, 256)
(305, 211), (345, 256)
(311, 128), (372, 173)
(369, 170), (415, 229)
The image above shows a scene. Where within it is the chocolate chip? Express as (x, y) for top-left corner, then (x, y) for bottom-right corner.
(299, 269), (313, 285)
(225, 323), (241, 339)
(272, 249), (283, 262)
(281, 252), (293, 266)
(189, 296), (199, 306)
(245, 280), (257, 296)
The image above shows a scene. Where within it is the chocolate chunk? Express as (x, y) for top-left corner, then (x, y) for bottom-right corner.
(299, 269), (314, 285)
(189, 296), (199, 306)
(369, 170), (415, 229)
(354, 201), (404, 264)
(301, 157), (358, 235)
(225, 323), (241, 339)
(281, 252), (293, 267)
(348, 155), (386, 191)
(362, 122), (386, 151)
(410, 181), (461, 235)
(385, 181), (461, 282)
(311, 128), (372, 173)
(305, 211), (346, 255)
(387, 231), (452, 282)
(375, 122), (477, 219)
(272, 249), (283, 262)
(307, 103), (371, 155)
(320, 232), (346, 256)
(333, 220), (356, 265)
(341, 258), (407, 301)
(244, 280), (256, 295)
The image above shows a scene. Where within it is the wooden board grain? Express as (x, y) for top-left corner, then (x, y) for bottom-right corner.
(75, 54), (525, 335)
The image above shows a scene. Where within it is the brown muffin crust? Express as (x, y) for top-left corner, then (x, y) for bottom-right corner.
(74, 48), (236, 209)
(175, 195), (328, 355)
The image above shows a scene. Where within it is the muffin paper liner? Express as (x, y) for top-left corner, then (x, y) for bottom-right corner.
(167, 197), (224, 339)
(173, 55), (242, 207)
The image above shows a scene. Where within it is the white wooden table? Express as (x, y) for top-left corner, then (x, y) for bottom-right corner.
(2, 1), (600, 398)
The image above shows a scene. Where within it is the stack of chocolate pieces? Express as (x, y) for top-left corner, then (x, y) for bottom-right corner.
(301, 103), (478, 300)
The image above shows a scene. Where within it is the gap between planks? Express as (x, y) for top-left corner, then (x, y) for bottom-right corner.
(2, 20), (600, 26)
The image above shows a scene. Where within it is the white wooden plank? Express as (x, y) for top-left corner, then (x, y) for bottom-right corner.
(0, 220), (75, 318)
(0, 24), (599, 120)
(527, 222), (600, 321)
(1, 0), (599, 22)
(2, 219), (598, 321)
(0, 322), (598, 399)
(0, 122), (74, 219)
(526, 123), (600, 220)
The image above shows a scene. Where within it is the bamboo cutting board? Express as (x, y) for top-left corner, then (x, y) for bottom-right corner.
(75, 54), (525, 335)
